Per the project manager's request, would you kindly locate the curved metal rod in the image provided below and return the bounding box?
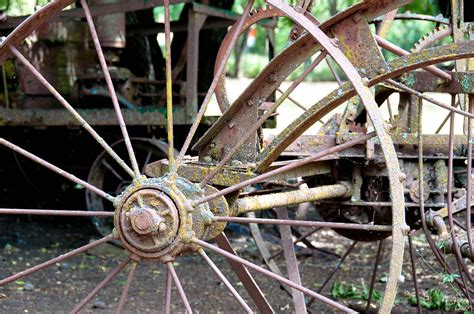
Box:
[198,249,253,313]
[0,234,113,286]
[193,238,356,313]
[0,138,115,202]
[80,0,140,177]
[71,256,131,313]
[166,262,192,313]
[174,0,255,171]
[8,45,135,178]
[0,208,114,217]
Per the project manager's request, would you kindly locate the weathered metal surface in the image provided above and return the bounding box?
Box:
[233,183,351,214]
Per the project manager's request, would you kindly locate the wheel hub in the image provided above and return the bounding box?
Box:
[114,176,229,261]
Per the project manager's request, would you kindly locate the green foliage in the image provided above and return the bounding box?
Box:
[408,288,470,312]
[330,281,382,302]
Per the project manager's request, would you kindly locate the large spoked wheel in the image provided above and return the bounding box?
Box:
[0,1,436,312]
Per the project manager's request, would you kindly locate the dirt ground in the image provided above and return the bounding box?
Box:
[1,215,471,313]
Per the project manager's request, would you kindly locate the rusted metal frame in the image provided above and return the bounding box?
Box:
[417,101,472,295]
[81,0,140,177]
[193,238,357,313]
[7,45,135,178]
[366,240,384,311]
[117,261,138,313]
[374,35,452,81]
[467,96,474,258]
[372,13,450,25]
[249,17,408,312]
[200,52,328,187]
[194,132,375,207]
[0,208,113,217]
[376,9,397,38]
[215,233,274,313]
[446,97,474,286]
[0,234,113,286]
[401,72,474,94]
[258,40,474,170]
[0,138,115,202]
[164,269,172,314]
[71,257,131,313]
[166,262,192,313]
[164,0,176,172]
[408,234,422,314]
[233,183,350,215]
[0,108,189,126]
[275,207,306,313]
[185,9,207,125]
[195,0,403,155]
[387,79,474,119]
[174,0,254,171]
[215,216,393,232]
[198,249,253,313]
[0,0,192,31]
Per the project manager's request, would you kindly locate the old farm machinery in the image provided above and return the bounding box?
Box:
[1,0,474,312]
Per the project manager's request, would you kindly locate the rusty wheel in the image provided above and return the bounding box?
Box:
[5,0,473,312]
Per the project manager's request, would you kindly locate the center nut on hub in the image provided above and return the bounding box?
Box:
[114,176,230,261]
[119,189,179,256]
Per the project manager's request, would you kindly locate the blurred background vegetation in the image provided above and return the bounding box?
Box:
[2,0,448,81]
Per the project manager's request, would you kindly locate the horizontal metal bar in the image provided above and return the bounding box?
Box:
[0,208,114,217]
[216,216,394,232]
[233,183,351,214]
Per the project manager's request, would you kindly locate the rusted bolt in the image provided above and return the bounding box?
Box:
[209,142,216,149]
[352,13,362,23]
[399,172,407,182]
[269,73,278,82]
[361,77,370,86]
[330,38,339,48]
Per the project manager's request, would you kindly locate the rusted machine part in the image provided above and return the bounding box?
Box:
[411,25,452,52]
[214,5,285,112]
[232,182,351,215]
[438,233,474,262]
[90,0,125,49]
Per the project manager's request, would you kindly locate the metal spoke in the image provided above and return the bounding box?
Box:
[198,249,253,313]
[200,52,327,187]
[375,35,451,81]
[142,149,153,174]
[117,261,139,312]
[71,257,131,313]
[193,238,357,313]
[8,45,135,178]
[466,96,473,257]
[194,131,376,206]
[102,159,124,181]
[163,0,175,172]
[0,138,115,202]
[175,0,255,171]
[0,208,113,217]
[164,268,173,314]
[166,262,192,313]
[80,0,140,177]
[215,216,392,232]
[387,79,474,119]
[325,56,342,86]
[276,207,306,313]
[215,233,273,312]
[408,234,422,314]
[0,234,113,286]
[366,240,385,311]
